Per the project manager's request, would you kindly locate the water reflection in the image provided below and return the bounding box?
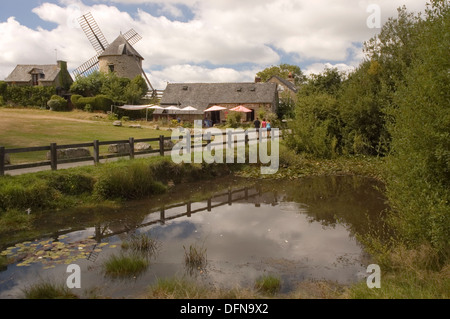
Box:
[0,175,388,298]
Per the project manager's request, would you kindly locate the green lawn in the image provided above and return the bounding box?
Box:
[0,108,168,163]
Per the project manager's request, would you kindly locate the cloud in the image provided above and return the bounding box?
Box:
[148,64,260,89]
[0,0,429,87]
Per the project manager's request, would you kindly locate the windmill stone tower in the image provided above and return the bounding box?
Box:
[73,13,155,96]
[98,34,144,80]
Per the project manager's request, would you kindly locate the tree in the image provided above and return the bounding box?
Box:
[124,75,148,105]
[70,71,106,97]
[256,64,305,86]
[384,0,450,252]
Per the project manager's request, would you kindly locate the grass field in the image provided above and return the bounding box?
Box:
[0,108,169,163]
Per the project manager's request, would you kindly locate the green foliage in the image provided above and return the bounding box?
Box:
[226,111,242,128]
[383,0,450,253]
[47,95,69,112]
[70,94,83,108]
[257,63,306,86]
[94,161,167,200]
[70,71,105,97]
[22,281,79,299]
[124,75,148,105]
[287,93,341,158]
[0,81,7,96]
[0,177,59,212]
[103,253,149,278]
[3,86,56,107]
[75,95,113,112]
[300,67,343,96]
[254,275,281,295]
[44,172,95,195]
[70,72,147,105]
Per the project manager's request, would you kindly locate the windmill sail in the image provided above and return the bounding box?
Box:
[123,29,143,46]
[78,12,109,54]
[72,54,100,78]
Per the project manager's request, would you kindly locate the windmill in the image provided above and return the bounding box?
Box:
[73,12,156,96]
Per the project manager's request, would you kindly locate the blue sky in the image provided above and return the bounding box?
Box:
[0,0,427,89]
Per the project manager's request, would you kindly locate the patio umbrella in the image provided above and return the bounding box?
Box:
[147,105,164,121]
[204,105,226,112]
[230,105,252,113]
[181,106,198,112]
[181,106,198,120]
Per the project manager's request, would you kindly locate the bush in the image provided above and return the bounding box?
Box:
[94,161,167,200]
[4,86,55,107]
[0,177,59,211]
[76,95,113,113]
[44,172,95,195]
[70,94,83,109]
[47,95,68,112]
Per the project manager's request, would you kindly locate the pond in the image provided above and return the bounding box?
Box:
[0,175,387,298]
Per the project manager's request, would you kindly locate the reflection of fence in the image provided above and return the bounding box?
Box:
[92,186,263,242]
[0,129,278,176]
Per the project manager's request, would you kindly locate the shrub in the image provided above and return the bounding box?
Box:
[76,95,113,113]
[47,95,68,112]
[94,161,167,200]
[70,94,83,109]
[0,177,59,211]
[44,172,95,195]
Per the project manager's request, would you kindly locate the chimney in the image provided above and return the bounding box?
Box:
[57,60,67,70]
[255,76,262,83]
[288,72,295,84]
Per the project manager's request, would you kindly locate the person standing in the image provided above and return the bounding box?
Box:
[261,118,267,129]
[254,117,261,129]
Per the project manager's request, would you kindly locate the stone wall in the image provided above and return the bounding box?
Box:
[99,55,143,80]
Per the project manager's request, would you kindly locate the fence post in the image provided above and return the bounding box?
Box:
[129,137,135,160]
[159,135,165,156]
[0,147,5,176]
[50,143,57,171]
[93,140,100,165]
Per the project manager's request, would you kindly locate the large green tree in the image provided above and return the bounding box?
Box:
[384,0,450,253]
[256,63,305,86]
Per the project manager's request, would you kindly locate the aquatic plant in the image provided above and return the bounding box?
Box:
[103,253,149,279]
[22,281,79,299]
[254,275,281,295]
[183,242,207,273]
[121,233,160,258]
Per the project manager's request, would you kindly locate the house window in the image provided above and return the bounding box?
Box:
[108,64,115,73]
[32,74,39,86]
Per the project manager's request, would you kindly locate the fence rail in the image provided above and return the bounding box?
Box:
[0,129,277,176]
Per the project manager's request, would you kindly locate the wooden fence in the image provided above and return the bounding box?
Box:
[0,129,277,176]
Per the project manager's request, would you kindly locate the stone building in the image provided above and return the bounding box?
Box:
[98,34,144,80]
[4,60,73,91]
[159,82,279,124]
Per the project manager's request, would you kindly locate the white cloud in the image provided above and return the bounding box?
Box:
[0,0,429,87]
[149,64,260,89]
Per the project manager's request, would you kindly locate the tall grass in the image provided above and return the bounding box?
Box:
[254,275,281,296]
[103,253,149,279]
[94,161,167,200]
[121,233,160,258]
[183,242,207,273]
[22,281,79,299]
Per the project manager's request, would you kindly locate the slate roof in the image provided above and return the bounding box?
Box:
[160,82,278,111]
[268,75,298,93]
[5,64,61,83]
[98,34,144,60]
